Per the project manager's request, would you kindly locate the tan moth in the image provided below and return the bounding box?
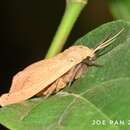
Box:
[0,29,124,106]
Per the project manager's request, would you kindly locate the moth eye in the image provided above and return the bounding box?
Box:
[87,56,91,59]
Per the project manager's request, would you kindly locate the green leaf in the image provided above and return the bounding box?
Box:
[0,20,130,130]
[108,0,130,21]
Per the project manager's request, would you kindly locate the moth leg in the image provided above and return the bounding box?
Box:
[55,64,85,92]
[64,64,81,87]
[42,82,57,97]
[55,78,67,92]
[64,63,87,88]
[43,77,67,97]
[82,58,103,67]
[74,63,87,79]
[36,81,57,97]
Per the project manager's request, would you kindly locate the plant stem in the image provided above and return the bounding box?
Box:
[45,0,88,58]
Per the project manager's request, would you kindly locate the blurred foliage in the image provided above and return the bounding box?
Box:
[108,0,130,21]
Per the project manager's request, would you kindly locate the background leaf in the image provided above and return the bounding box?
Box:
[0,20,130,130]
[108,0,130,21]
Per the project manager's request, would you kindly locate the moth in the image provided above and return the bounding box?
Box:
[0,29,124,106]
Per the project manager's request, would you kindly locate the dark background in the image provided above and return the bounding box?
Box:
[0,0,112,129]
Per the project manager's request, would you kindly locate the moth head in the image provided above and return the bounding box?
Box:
[87,51,96,61]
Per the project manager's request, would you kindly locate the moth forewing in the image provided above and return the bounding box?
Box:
[0,46,93,106]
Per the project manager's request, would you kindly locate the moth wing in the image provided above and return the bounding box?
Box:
[0,45,92,106]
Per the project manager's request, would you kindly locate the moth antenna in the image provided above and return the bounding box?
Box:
[92,28,124,54]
